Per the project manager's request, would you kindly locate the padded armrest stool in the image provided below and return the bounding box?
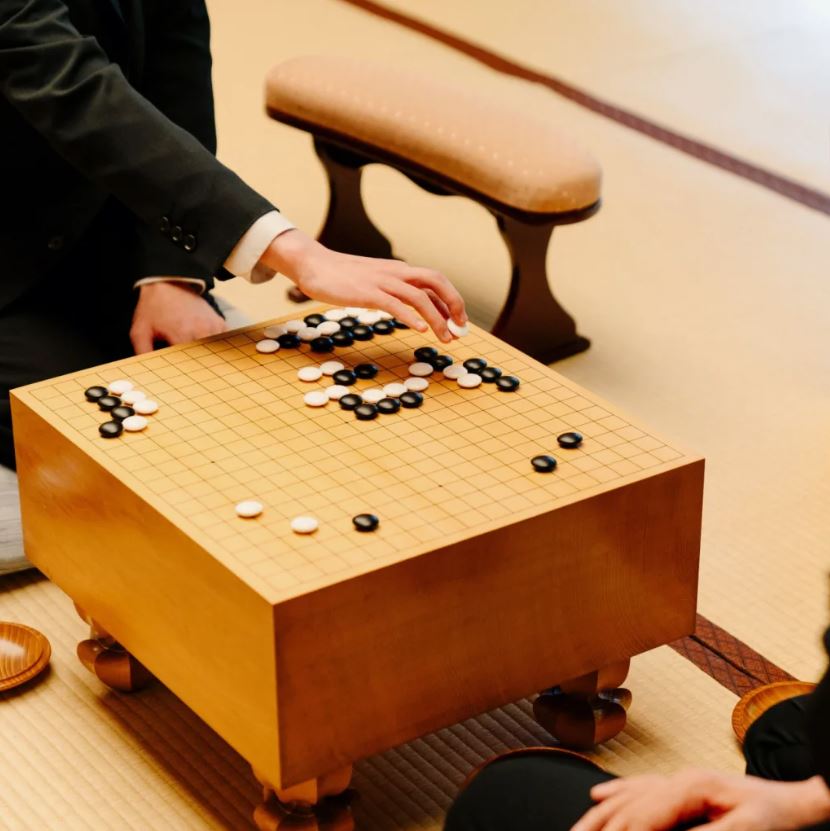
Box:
[265,55,602,363]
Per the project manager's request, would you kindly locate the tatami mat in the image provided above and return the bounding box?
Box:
[0,573,741,831]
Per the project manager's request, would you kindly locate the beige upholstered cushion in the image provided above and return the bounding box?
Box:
[265,55,601,215]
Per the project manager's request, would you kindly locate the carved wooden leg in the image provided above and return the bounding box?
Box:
[491,213,590,363]
[287,139,394,303]
[533,659,631,749]
[74,603,153,693]
[253,766,354,831]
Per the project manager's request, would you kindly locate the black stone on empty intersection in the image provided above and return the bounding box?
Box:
[354,363,378,379]
[333,369,357,386]
[399,391,423,409]
[415,346,438,362]
[430,355,453,370]
[331,331,354,348]
[480,367,502,383]
[99,420,123,438]
[303,313,326,327]
[97,395,120,411]
[557,431,583,449]
[355,403,378,421]
[84,385,108,402]
[351,325,374,341]
[377,397,400,415]
[531,455,557,473]
[339,394,363,411]
[111,406,135,422]
[353,513,379,532]
[372,320,395,335]
[463,358,487,374]
[310,336,334,353]
[496,375,520,392]
[277,333,300,349]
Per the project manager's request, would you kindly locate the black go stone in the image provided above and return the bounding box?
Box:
[333,369,357,386]
[339,394,363,411]
[496,375,520,392]
[429,354,453,370]
[463,358,488,374]
[303,313,326,327]
[355,403,378,421]
[415,346,438,362]
[392,319,409,329]
[557,431,584,449]
[377,397,401,415]
[372,320,395,335]
[399,391,424,409]
[111,406,135,422]
[353,513,379,532]
[331,331,354,348]
[99,420,123,438]
[277,333,300,349]
[480,367,503,383]
[84,385,108,402]
[339,316,359,330]
[351,325,374,341]
[531,454,557,473]
[310,336,334,353]
[98,395,120,411]
[354,363,378,380]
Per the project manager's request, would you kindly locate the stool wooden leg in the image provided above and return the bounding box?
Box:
[533,659,631,749]
[253,767,354,831]
[287,139,394,304]
[492,213,590,363]
[74,603,153,693]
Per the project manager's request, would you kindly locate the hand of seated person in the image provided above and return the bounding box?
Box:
[260,229,467,344]
[130,281,227,354]
[572,769,830,831]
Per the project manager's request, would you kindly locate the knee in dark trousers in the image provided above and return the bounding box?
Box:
[744,694,816,782]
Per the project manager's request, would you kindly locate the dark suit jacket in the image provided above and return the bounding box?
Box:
[0,0,275,310]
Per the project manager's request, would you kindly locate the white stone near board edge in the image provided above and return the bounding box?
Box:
[361,388,385,404]
[284,319,304,333]
[304,391,328,408]
[447,319,469,338]
[108,379,133,395]
[443,364,466,380]
[297,366,323,382]
[458,373,483,389]
[298,326,319,342]
[383,383,407,398]
[317,321,341,336]
[263,324,286,338]
[324,308,348,321]
[133,399,159,415]
[121,390,146,405]
[320,360,345,376]
[408,362,434,377]
[404,377,429,392]
[290,515,318,534]
[255,339,280,354]
[122,415,148,432]
[236,500,263,518]
[326,385,349,401]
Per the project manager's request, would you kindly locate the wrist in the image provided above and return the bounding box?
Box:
[795,777,830,827]
[260,228,321,284]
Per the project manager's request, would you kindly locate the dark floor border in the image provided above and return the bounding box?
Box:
[338,0,830,217]
[670,614,795,697]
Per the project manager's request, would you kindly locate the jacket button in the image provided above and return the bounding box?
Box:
[47,235,64,251]
[159,216,170,234]
[183,233,197,252]
[171,225,183,243]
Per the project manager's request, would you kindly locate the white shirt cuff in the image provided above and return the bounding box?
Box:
[133,276,206,293]
[223,210,296,283]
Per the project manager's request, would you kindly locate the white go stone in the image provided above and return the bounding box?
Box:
[324,308,349,321]
[326,384,349,400]
[458,373,483,389]
[133,399,159,415]
[408,362,434,377]
[290,515,318,534]
[108,379,133,395]
[255,339,280,354]
[377,310,394,321]
[383,382,408,398]
[345,307,364,316]
[297,366,323,382]
[317,320,341,336]
[121,415,148,432]
[304,391,328,408]
[447,319,469,338]
[320,360,345,376]
[298,326,319,342]
[121,390,146,405]
[358,310,382,325]
[404,377,429,392]
[263,324,286,338]
[236,500,263,519]
[443,364,466,380]
[284,319,304,333]
[361,388,385,404]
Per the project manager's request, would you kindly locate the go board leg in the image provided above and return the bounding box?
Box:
[74,603,153,693]
[253,766,354,831]
[533,659,631,749]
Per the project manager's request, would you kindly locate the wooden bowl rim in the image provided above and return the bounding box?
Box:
[731,680,817,743]
[0,622,52,692]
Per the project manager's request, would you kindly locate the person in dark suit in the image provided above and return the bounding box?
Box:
[0,0,467,473]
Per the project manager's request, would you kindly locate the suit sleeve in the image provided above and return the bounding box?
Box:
[809,627,830,786]
[0,0,275,280]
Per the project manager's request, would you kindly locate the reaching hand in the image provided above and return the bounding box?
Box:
[572,770,830,831]
[261,229,467,344]
[130,281,227,354]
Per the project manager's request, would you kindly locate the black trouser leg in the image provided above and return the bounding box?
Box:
[744,695,816,781]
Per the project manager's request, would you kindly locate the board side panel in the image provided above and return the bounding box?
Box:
[273,459,704,785]
[11,395,281,783]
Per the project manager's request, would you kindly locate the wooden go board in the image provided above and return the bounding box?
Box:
[11,311,704,790]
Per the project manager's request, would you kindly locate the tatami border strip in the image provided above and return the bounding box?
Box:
[339,0,830,217]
